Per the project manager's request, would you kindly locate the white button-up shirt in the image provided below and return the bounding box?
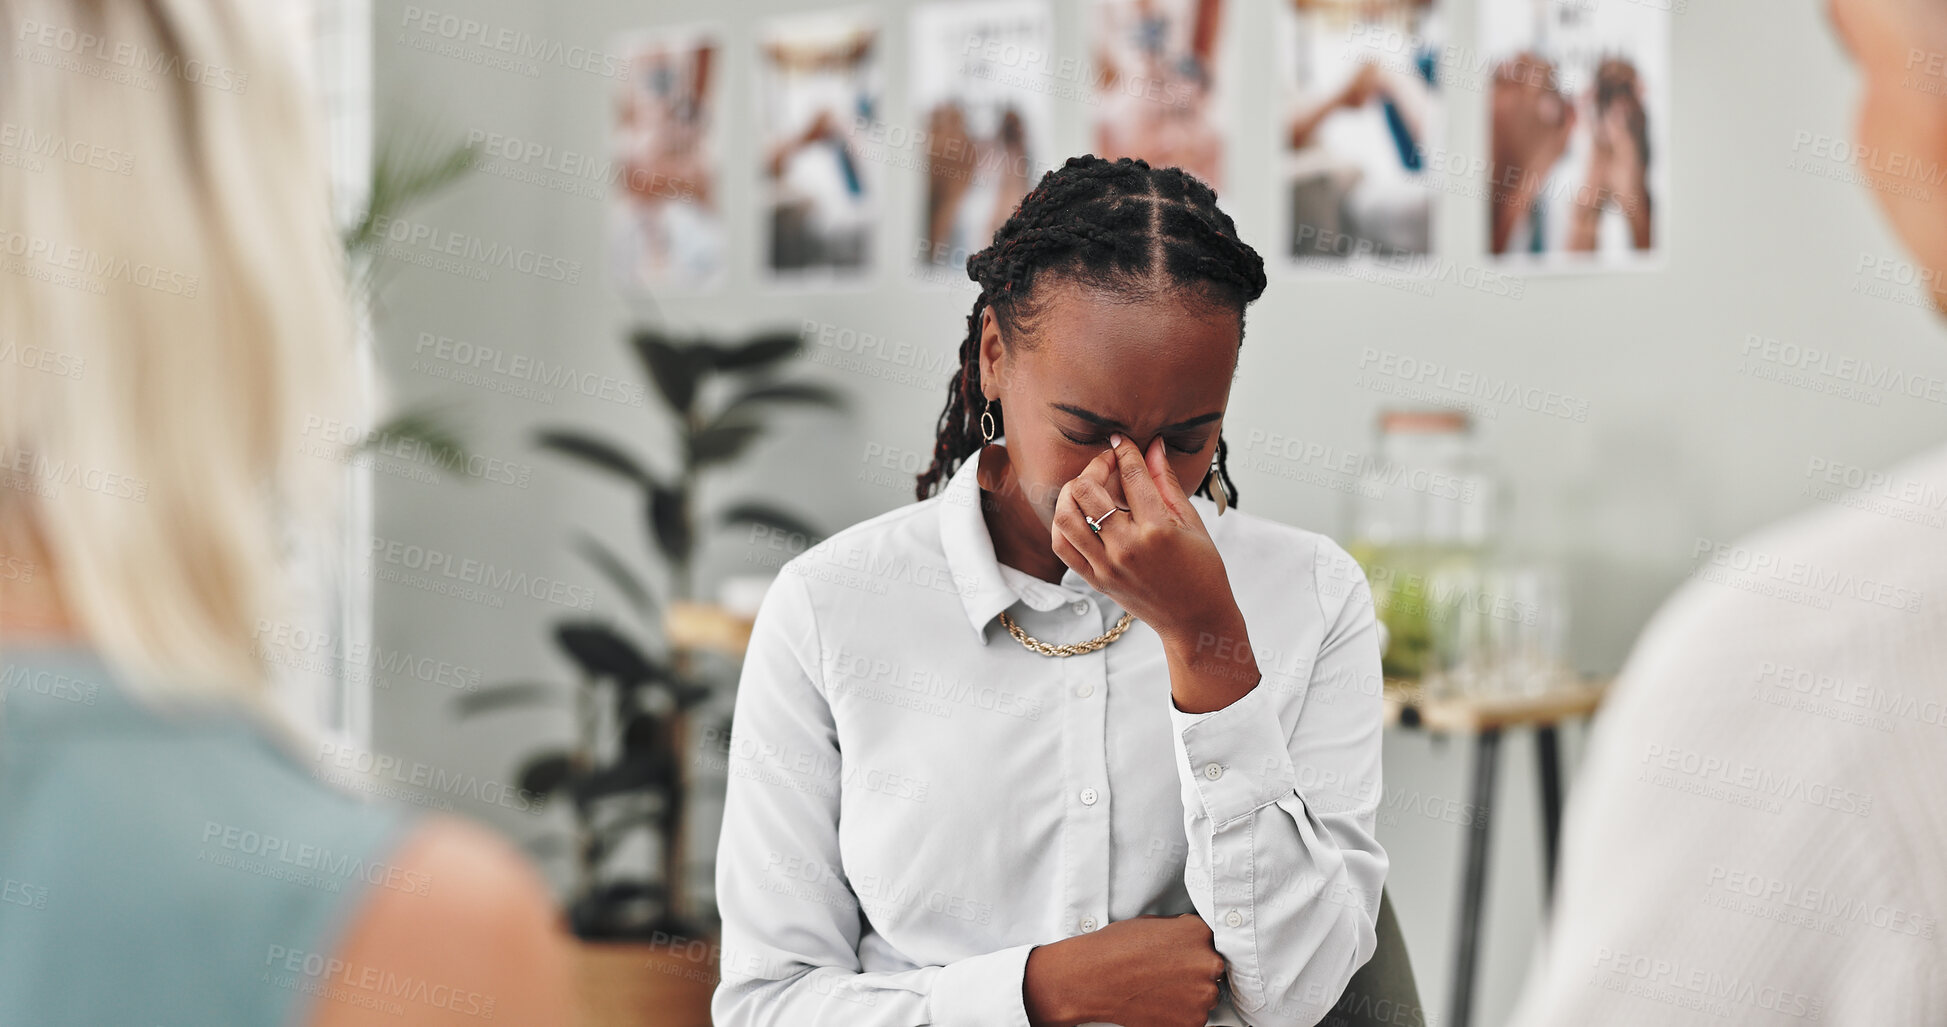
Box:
[712,445,1388,1027]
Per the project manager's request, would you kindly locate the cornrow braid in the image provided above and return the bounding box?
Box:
[914,154,1266,508]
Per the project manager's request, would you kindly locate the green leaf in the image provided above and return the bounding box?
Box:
[718,380,846,424]
[719,502,822,548]
[555,623,664,685]
[706,331,802,370]
[518,751,577,798]
[536,430,654,486]
[648,486,691,561]
[574,534,653,616]
[573,748,676,802]
[345,129,478,258]
[670,680,715,709]
[357,408,468,467]
[688,418,765,467]
[453,681,562,718]
[632,331,703,413]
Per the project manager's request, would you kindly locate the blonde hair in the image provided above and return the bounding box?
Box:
[0,0,356,699]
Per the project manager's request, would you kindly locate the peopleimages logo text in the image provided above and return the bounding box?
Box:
[366,214,582,284]
[1692,537,1924,612]
[1356,347,1588,421]
[369,536,595,611]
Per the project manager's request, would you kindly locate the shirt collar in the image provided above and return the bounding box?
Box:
[938,446,1100,645]
[937,446,1239,645]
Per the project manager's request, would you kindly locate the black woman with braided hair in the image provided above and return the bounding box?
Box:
[714,155,1387,1027]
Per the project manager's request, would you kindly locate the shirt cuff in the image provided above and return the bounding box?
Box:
[1171,683,1297,827]
[931,942,1037,1027]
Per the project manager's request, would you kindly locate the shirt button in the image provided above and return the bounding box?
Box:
[1076,682,1094,698]
[1079,787,1098,806]
[1080,917,1098,932]
[1204,762,1224,780]
[1225,909,1244,928]
[1071,601,1088,615]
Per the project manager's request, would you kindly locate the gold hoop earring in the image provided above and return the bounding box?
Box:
[980,399,997,443]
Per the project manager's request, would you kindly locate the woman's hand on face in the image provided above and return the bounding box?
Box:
[1051,433,1240,651]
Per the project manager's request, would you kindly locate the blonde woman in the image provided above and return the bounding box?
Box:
[0,1,572,1023]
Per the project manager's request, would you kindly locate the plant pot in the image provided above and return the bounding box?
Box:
[574,937,716,1027]
[664,601,755,657]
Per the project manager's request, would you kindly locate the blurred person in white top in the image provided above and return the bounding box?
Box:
[1511,1,1947,1023]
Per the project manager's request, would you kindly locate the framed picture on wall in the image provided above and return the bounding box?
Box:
[1088,0,1229,194]
[1480,0,1669,271]
[1276,0,1447,276]
[905,0,1056,290]
[610,24,725,294]
[756,6,885,287]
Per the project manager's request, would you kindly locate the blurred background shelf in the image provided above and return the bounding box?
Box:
[1384,677,1608,733]
[1384,675,1609,1027]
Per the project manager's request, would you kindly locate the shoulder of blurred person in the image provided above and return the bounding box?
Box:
[1510,442,1947,1026]
[0,646,573,1026]
[315,816,574,1027]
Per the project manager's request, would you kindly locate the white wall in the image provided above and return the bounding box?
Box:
[370,1,1944,1023]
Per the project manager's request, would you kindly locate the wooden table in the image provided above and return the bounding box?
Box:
[1383,678,1609,1027]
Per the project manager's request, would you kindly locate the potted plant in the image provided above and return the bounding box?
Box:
[458,328,842,1024]
[345,128,478,462]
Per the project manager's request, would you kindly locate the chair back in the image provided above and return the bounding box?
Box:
[1320,890,1423,1027]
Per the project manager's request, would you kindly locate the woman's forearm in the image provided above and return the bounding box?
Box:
[1163,608,1262,714]
[1024,942,1090,1027]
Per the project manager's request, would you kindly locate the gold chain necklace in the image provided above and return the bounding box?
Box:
[997,609,1137,657]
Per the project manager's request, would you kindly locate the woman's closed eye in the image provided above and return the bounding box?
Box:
[1058,428,1205,454]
